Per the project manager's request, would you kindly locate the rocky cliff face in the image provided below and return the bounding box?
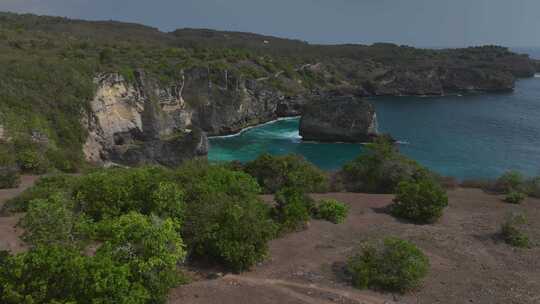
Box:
[299,96,378,143]
[82,49,539,164]
[83,69,306,165]
[84,70,203,166]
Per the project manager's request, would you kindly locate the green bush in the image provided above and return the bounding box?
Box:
[501,213,530,248]
[13,139,49,174]
[179,163,276,272]
[347,237,429,292]
[0,246,150,304]
[0,145,20,189]
[493,171,525,194]
[2,174,76,214]
[73,167,181,220]
[20,193,93,248]
[97,212,187,303]
[244,153,328,193]
[342,137,431,193]
[313,199,349,224]
[273,187,314,232]
[0,166,20,189]
[390,178,448,224]
[525,177,540,198]
[504,191,527,204]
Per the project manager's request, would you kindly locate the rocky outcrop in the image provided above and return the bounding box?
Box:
[83,68,304,166]
[109,129,208,167]
[82,48,538,163]
[356,66,518,97]
[84,70,202,166]
[299,96,378,143]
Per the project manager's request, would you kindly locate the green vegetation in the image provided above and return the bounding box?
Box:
[20,193,92,248]
[493,171,526,193]
[390,178,448,224]
[501,213,531,248]
[2,174,77,214]
[97,212,187,303]
[347,237,429,293]
[341,136,432,193]
[73,167,181,221]
[0,246,150,304]
[244,153,328,193]
[1,162,293,302]
[273,187,315,233]
[0,145,20,189]
[313,199,349,224]
[177,162,276,272]
[504,191,527,204]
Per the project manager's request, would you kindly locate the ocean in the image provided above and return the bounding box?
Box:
[209,50,540,180]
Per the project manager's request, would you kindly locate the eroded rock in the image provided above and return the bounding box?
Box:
[299,96,378,143]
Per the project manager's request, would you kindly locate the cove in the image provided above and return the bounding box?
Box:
[209,76,540,180]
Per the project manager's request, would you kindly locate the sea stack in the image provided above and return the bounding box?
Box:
[299,96,378,143]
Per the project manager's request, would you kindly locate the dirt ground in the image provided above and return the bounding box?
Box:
[1,178,539,303]
[170,190,540,304]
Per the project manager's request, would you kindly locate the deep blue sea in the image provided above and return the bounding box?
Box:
[209,50,540,180]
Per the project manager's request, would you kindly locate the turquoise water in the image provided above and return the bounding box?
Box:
[209,76,540,179]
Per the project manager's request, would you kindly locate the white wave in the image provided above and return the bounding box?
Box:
[396,140,410,145]
[535,74,540,78]
[208,116,300,139]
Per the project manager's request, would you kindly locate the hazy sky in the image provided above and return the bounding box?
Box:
[1,0,539,47]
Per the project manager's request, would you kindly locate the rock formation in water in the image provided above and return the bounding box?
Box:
[299,96,378,143]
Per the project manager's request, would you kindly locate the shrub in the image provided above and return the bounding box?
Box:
[504,191,526,204]
[73,167,181,220]
[2,174,76,214]
[273,187,314,232]
[525,177,540,198]
[244,153,328,193]
[13,138,49,174]
[390,178,448,224]
[493,171,525,194]
[342,137,431,193]
[0,166,20,189]
[501,213,530,248]
[347,237,429,292]
[0,246,150,304]
[97,212,187,303]
[180,163,276,272]
[20,193,93,247]
[313,199,349,224]
[0,145,20,189]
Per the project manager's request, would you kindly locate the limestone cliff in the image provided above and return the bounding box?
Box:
[83,68,305,165]
[299,96,378,143]
[84,70,201,166]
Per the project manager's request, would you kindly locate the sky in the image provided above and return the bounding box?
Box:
[1,0,539,47]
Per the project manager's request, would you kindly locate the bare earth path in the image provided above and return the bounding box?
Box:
[2,178,539,303]
[0,175,39,253]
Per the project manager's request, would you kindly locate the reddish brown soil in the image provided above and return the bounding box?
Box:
[0,175,39,253]
[2,178,539,303]
[170,190,540,304]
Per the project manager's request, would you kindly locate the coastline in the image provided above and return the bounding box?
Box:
[208,116,301,139]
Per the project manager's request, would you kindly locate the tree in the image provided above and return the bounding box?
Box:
[97,212,186,303]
